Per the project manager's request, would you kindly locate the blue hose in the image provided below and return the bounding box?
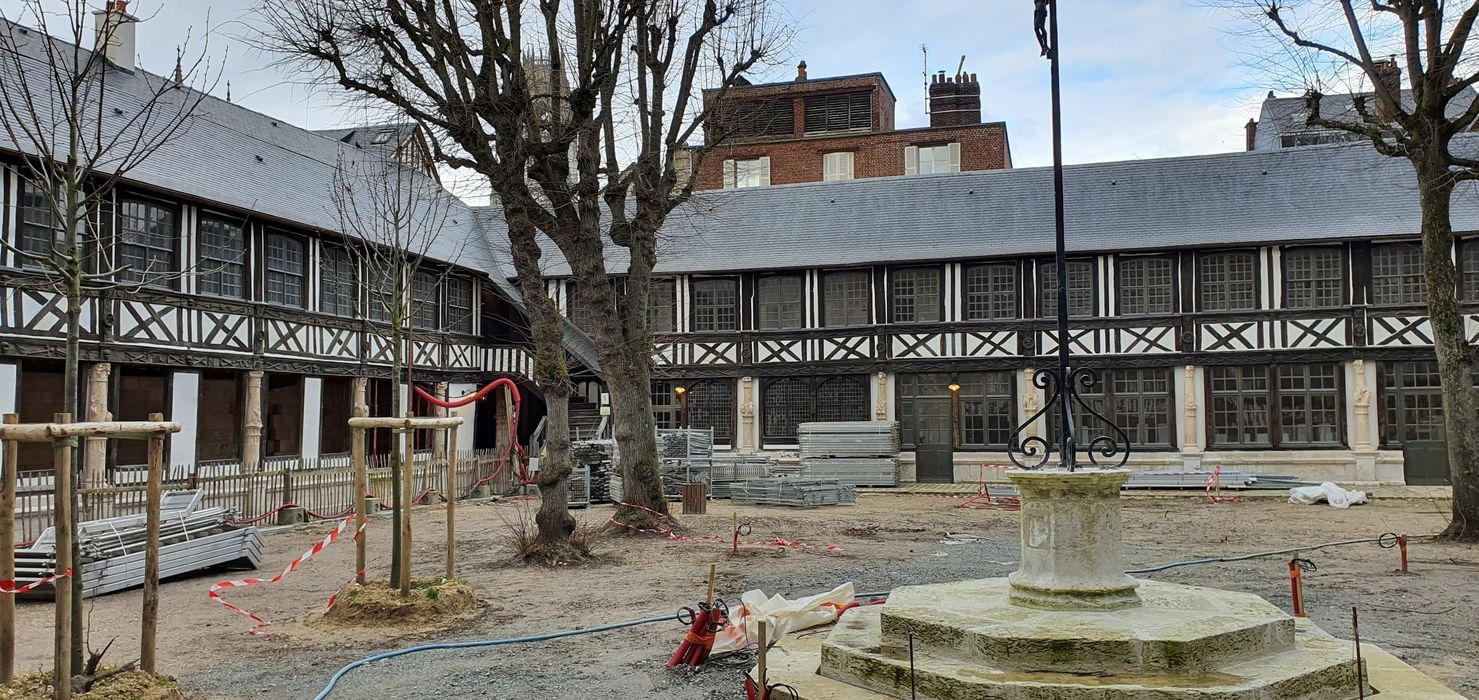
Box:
[314,589,897,699]
[313,614,672,700]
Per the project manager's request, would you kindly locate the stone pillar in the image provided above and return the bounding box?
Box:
[242,370,264,471]
[873,371,889,421]
[83,362,111,487]
[1020,369,1040,439]
[1351,359,1373,451]
[1180,366,1200,452]
[431,381,449,461]
[738,376,755,453]
[301,377,323,463]
[1006,469,1141,611]
[168,371,200,477]
[351,376,368,413]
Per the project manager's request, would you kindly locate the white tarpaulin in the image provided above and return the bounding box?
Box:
[712,582,855,654]
[1289,482,1368,508]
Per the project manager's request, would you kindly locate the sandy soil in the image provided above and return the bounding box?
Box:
[8,492,1476,699]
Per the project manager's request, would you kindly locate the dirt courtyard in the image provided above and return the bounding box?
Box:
[8,492,1476,699]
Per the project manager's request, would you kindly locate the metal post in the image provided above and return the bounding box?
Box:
[446,425,458,580]
[352,405,368,585]
[52,412,73,700]
[1045,0,1077,471]
[1,414,17,684]
[141,413,164,673]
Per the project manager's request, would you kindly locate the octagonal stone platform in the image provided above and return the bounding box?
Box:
[816,581,1365,699]
[880,578,1294,675]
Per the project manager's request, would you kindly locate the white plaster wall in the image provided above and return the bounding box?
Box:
[0,362,16,418]
[448,382,479,449]
[169,371,200,468]
[301,377,323,461]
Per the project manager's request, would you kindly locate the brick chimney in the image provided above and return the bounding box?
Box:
[1372,57,1401,121]
[1245,118,1258,151]
[930,71,981,127]
[795,60,807,82]
[92,0,137,70]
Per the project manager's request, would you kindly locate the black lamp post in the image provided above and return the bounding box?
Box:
[1008,0,1130,472]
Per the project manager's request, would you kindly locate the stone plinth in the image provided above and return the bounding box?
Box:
[1007,468,1140,610]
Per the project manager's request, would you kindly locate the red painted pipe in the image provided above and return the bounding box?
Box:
[1288,557,1306,618]
[1398,534,1409,573]
[414,378,531,485]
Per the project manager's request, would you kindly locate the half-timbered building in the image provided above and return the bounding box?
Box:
[538,138,1479,486]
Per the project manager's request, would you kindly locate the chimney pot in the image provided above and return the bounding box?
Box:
[93,1,138,70]
[1244,118,1258,151]
[796,60,807,82]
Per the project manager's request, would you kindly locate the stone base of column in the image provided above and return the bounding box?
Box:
[1006,468,1141,611]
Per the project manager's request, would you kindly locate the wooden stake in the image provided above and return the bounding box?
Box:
[1,414,17,684]
[1353,607,1365,700]
[351,406,368,586]
[756,620,769,700]
[400,424,414,597]
[732,511,739,554]
[53,412,73,700]
[141,414,164,674]
[705,563,717,606]
[446,425,458,580]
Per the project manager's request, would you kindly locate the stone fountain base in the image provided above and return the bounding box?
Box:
[748,469,1461,699]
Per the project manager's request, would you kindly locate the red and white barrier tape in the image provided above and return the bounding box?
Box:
[609,502,844,553]
[0,567,71,595]
[208,515,364,635]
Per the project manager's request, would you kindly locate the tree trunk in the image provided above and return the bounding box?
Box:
[1417,165,1479,540]
[606,354,665,518]
[388,346,404,588]
[64,280,84,672]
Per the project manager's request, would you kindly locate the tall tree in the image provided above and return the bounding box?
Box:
[0,0,214,671]
[329,153,461,589]
[255,0,785,544]
[1231,0,1479,539]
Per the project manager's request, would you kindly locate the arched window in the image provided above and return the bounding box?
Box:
[815,377,868,422]
[763,378,812,443]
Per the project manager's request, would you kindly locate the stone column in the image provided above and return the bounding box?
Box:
[1020,369,1040,439]
[351,376,368,413]
[1006,469,1141,611]
[738,376,755,453]
[0,362,16,417]
[874,372,889,421]
[1351,359,1373,451]
[431,381,449,461]
[242,370,264,471]
[83,362,111,487]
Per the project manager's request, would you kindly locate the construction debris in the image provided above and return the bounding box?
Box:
[1121,469,1306,490]
[730,478,856,508]
[12,490,262,599]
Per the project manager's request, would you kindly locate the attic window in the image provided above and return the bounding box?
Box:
[372,129,396,145]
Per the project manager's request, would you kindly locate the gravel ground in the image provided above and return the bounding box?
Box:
[10,492,1476,699]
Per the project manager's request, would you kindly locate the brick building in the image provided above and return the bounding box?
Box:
[694,63,1011,190]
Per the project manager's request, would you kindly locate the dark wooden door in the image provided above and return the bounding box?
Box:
[912,396,955,484]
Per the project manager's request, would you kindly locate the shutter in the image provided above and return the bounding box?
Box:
[722,159,735,189]
[947,142,961,172]
[904,146,919,175]
[758,156,771,186]
[842,152,854,179]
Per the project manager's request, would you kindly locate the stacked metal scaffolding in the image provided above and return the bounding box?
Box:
[1121,469,1308,490]
[11,490,262,599]
[797,421,901,487]
[729,478,857,507]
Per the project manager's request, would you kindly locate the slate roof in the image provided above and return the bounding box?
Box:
[1253,88,1478,151]
[311,123,420,158]
[510,137,1479,277]
[0,20,492,273]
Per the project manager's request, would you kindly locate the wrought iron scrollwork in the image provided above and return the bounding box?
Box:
[1006,366,1132,471]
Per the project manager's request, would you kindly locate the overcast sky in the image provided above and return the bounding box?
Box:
[2,0,1275,168]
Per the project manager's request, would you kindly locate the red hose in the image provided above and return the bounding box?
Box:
[413,378,532,486]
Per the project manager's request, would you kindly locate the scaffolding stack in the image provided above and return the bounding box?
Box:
[796,421,901,487]
[706,456,778,499]
[568,465,592,508]
[11,490,262,599]
[729,478,857,508]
